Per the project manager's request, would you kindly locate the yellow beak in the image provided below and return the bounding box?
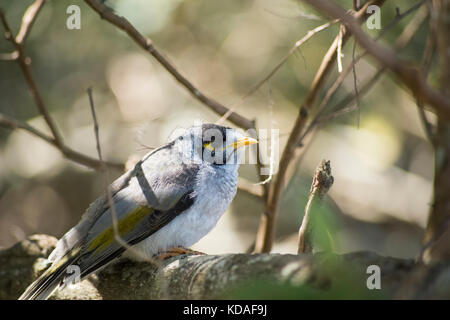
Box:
[230,136,258,150]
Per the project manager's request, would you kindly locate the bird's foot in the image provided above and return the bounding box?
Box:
[155,247,206,260]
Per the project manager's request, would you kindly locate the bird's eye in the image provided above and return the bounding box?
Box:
[179,136,183,140]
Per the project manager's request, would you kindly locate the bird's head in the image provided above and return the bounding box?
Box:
[171,123,258,166]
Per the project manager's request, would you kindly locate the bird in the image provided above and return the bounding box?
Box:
[19,123,257,300]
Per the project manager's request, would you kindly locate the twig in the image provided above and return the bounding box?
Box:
[15,0,45,44]
[216,19,338,125]
[0,5,123,171]
[0,112,123,170]
[238,178,264,198]
[416,14,437,146]
[83,0,253,130]
[0,5,63,146]
[351,39,360,127]
[297,159,333,254]
[301,0,450,121]
[255,85,276,186]
[83,0,273,198]
[87,88,157,264]
[240,20,338,202]
[336,24,344,73]
[0,113,55,145]
[0,51,18,61]
[300,2,428,142]
[253,0,385,253]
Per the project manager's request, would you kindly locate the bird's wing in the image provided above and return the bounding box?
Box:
[77,184,196,278]
[19,143,199,300]
[48,142,198,265]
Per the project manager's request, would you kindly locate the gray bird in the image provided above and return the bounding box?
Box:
[19,123,257,300]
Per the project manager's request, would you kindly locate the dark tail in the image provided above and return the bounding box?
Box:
[19,255,76,300]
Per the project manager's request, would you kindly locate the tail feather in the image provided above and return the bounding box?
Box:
[19,256,76,300]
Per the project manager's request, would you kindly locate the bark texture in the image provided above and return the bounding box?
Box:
[423,0,450,264]
[1,235,449,300]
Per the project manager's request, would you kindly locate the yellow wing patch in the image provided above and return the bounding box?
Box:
[87,206,153,253]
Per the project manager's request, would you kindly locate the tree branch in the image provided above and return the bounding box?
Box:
[301,0,450,121]
[301,2,428,141]
[217,19,339,124]
[297,160,333,254]
[0,4,124,171]
[5,234,447,300]
[15,0,46,45]
[423,0,450,264]
[254,0,385,253]
[87,88,156,262]
[0,5,63,146]
[83,0,253,130]
[0,112,123,170]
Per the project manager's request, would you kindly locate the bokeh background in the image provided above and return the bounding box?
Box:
[0,0,435,260]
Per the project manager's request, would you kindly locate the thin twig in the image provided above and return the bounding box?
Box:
[0,113,55,145]
[87,88,157,264]
[253,0,385,253]
[15,0,45,44]
[238,178,264,198]
[83,0,253,130]
[255,85,276,186]
[0,51,18,61]
[297,159,333,254]
[416,14,437,146]
[300,2,428,142]
[351,39,360,127]
[0,5,123,171]
[0,6,63,146]
[216,19,339,125]
[302,0,450,121]
[0,112,123,170]
[336,24,344,73]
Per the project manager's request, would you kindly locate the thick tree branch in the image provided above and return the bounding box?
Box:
[423,0,450,263]
[6,234,450,300]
